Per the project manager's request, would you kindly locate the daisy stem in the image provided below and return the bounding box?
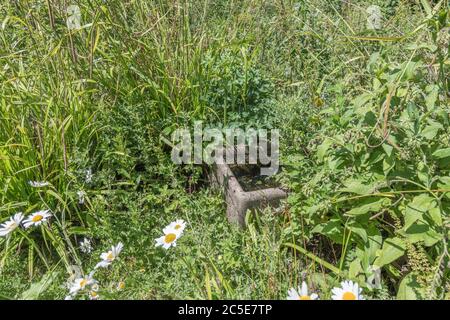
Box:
[17,229,50,270]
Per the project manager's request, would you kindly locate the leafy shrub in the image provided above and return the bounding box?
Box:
[202,47,273,116]
[282,9,449,298]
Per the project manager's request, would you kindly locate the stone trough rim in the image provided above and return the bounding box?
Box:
[210,145,288,227]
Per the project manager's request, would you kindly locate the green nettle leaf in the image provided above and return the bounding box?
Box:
[383,155,395,176]
[355,225,383,268]
[373,237,406,267]
[346,198,390,216]
[420,120,443,140]
[437,177,450,200]
[311,218,344,244]
[402,223,442,247]
[348,222,368,242]
[397,273,425,300]
[432,148,450,159]
[425,85,439,109]
[348,258,363,279]
[352,92,373,110]
[403,194,436,229]
[382,143,393,157]
[340,179,375,195]
[428,207,443,227]
[416,161,429,185]
[365,225,383,264]
[317,138,333,161]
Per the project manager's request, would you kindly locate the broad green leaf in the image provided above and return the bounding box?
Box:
[425,85,439,109]
[403,194,436,229]
[420,120,442,140]
[403,223,442,247]
[311,219,344,244]
[364,225,383,265]
[317,138,333,161]
[348,259,363,279]
[373,237,406,267]
[20,271,59,300]
[382,143,393,157]
[346,198,390,216]
[432,148,450,159]
[340,179,375,195]
[383,155,395,176]
[437,177,450,200]
[397,273,425,300]
[428,207,443,227]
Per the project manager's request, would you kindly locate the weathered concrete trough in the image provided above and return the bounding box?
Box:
[209,146,287,227]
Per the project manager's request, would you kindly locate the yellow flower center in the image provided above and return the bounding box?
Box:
[80,279,88,288]
[164,233,176,243]
[299,295,311,300]
[118,282,125,289]
[106,252,114,260]
[343,291,356,300]
[175,224,182,230]
[32,215,43,222]
[90,291,98,297]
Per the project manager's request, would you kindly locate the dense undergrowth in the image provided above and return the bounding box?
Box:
[0,0,449,299]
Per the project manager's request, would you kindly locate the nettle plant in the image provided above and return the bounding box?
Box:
[201,46,273,119]
[288,13,449,298]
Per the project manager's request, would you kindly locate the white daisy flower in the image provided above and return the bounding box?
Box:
[79,237,93,254]
[89,283,99,300]
[0,212,24,237]
[155,227,181,249]
[28,181,50,188]
[95,242,123,269]
[77,191,86,205]
[69,272,96,295]
[89,290,99,300]
[287,281,319,300]
[331,280,364,300]
[165,219,186,234]
[64,295,74,300]
[117,281,125,290]
[23,210,52,228]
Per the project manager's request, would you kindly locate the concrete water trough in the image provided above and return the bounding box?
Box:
[209,145,287,227]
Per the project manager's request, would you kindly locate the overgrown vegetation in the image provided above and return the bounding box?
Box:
[0,0,448,300]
